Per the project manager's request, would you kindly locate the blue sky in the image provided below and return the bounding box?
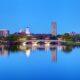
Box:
[0,0,80,34]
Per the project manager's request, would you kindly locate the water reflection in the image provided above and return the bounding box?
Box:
[0,44,79,61]
[25,48,31,58]
[62,46,73,53]
[52,47,57,62]
[0,45,9,56]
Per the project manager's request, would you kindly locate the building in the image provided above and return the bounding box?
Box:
[18,27,31,36]
[25,27,30,35]
[52,22,57,36]
[0,29,9,37]
[69,32,77,36]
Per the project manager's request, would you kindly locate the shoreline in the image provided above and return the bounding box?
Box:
[0,40,80,46]
[62,41,80,46]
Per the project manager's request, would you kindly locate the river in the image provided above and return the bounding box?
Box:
[0,44,80,80]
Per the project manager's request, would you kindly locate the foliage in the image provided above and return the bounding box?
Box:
[35,35,45,40]
[49,35,57,40]
[26,36,32,40]
[5,34,18,41]
[61,33,80,42]
[61,33,73,41]
[0,36,5,40]
[57,34,62,38]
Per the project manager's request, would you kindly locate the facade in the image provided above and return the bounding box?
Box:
[0,29,9,37]
[19,27,31,36]
[52,22,57,36]
[69,32,77,36]
[25,27,30,35]
[18,27,31,36]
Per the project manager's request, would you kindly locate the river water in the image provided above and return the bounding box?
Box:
[0,45,80,80]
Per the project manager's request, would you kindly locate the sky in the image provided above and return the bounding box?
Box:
[0,0,80,34]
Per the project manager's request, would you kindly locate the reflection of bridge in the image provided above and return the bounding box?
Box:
[19,44,58,62]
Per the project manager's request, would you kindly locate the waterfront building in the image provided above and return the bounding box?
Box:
[0,45,9,56]
[52,22,57,36]
[69,32,78,36]
[25,27,30,36]
[0,29,9,37]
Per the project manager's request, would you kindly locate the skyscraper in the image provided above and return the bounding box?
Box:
[52,22,57,36]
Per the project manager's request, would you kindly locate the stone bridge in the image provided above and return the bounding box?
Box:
[21,40,64,45]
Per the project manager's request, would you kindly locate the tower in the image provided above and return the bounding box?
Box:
[52,22,57,36]
[25,27,30,35]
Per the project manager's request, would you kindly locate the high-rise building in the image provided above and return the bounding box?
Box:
[52,22,57,36]
[0,29,9,37]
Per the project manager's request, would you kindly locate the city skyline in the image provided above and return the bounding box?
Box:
[0,24,79,35]
[0,0,80,34]
[0,21,57,36]
[0,0,80,80]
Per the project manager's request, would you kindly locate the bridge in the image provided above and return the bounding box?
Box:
[21,40,65,46]
[21,40,64,43]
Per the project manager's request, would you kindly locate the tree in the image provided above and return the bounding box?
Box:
[61,33,73,41]
[6,34,18,41]
[49,35,57,40]
[0,36,5,40]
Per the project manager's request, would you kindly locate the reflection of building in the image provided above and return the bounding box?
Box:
[0,29,9,37]
[19,44,31,58]
[0,45,9,56]
[52,48,57,62]
[19,44,27,50]
[25,49,31,58]
[52,22,57,36]
[57,46,63,51]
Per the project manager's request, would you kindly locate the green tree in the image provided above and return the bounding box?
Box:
[61,33,73,41]
[0,36,5,40]
[6,35,18,41]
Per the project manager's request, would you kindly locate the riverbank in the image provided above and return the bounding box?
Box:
[62,41,80,46]
[0,40,80,46]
